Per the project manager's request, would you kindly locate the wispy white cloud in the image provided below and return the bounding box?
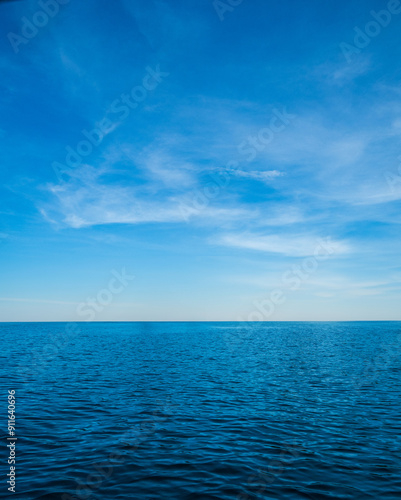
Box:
[306,275,401,298]
[253,205,307,227]
[121,146,197,190]
[41,154,255,228]
[313,57,371,86]
[230,169,284,183]
[216,232,351,257]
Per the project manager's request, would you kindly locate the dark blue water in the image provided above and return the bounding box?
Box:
[1,322,401,499]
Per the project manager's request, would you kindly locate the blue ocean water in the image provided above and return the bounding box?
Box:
[1,321,401,499]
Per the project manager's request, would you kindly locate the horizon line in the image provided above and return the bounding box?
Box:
[1,320,401,323]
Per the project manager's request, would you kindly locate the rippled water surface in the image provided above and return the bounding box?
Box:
[1,322,401,499]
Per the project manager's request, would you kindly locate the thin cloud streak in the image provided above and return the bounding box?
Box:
[216,233,351,257]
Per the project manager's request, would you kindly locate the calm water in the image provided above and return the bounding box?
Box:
[1,322,401,499]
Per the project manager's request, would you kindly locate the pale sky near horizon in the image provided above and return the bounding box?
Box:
[1,0,401,321]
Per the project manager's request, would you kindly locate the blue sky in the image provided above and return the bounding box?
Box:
[1,0,401,321]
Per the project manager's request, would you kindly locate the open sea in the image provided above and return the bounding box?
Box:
[1,321,401,499]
